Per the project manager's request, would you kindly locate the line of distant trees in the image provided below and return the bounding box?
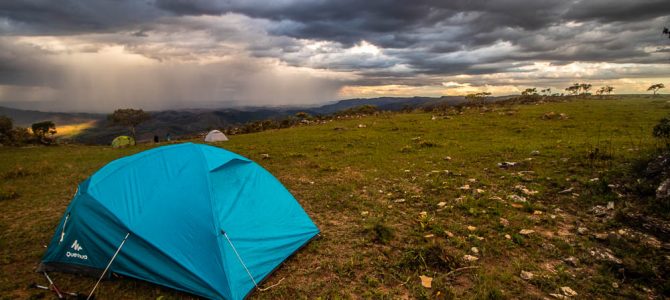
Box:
[465,82,665,103]
[0,117,57,146]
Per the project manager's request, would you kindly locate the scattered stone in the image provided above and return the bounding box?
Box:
[591,205,608,216]
[437,201,447,207]
[520,270,534,280]
[577,227,588,235]
[519,229,535,235]
[360,211,369,217]
[394,198,406,203]
[459,184,471,190]
[463,254,479,262]
[508,194,527,203]
[444,156,452,160]
[594,233,609,240]
[560,286,578,297]
[533,210,543,215]
[444,230,455,238]
[424,234,435,238]
[657,179,670,199]
[558,187,574,194]
[470,235,485,241]
[515,184,539,196]
[419,275,433,288]
[611,282,619,289]
[589,248,622,264]
[471,247,479,254]
[260,153,271,159]
[542,242,556,251]
[498,161,518,168]
[644,235,662,249]
[607,201,614,210]
[499,217,509,227]
[589,177,600,182]
[467,225,477,232]
[358,124,367,128]
[542,112,557,119]
[564,256,580,267]
[504,234,511,239]
[531,150,540,156]
[468,178,477,183]
[550,293,569,299]
[475,189,486,194]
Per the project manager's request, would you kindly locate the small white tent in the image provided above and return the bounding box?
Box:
[204,130,229,142]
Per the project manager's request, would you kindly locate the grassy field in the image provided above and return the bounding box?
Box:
[1,97,670,299]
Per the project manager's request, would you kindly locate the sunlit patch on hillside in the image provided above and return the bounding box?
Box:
[54,121,97,137]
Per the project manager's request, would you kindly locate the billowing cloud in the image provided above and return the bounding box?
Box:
[0,0,668,111]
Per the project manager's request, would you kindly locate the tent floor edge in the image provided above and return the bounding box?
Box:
[37,262,107,279]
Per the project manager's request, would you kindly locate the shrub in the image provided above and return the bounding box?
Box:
[653,117,670,147]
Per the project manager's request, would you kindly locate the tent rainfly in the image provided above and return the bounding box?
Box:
[111,136,135,148]
[38,143,320,299]
[205,130,229,142]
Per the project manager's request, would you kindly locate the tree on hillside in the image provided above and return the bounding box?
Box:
[521,88,538,96]
[648,83,665,96]
[465,92,491,105]
[596,85,614,97]
[565,83,581,96]
[0,116,12,144]
[664,27,669,39]
[295,112,311,120]
[31,121,57,145]
[108,108,151,139]
[579,83,592,96]
[465,92,491,102]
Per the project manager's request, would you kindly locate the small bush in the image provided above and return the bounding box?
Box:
[653,117,670,147]
[418,140,440,148]
[366,222,395,244]
[398,242,459,272]
[0,189,20,201]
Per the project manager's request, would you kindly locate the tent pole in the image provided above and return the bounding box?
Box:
[86,232,130,300]
[222,230,259,288]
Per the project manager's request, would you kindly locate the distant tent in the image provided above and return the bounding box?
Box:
[38,143,319,299]
[111,136,135,148]
[205,130,228,142]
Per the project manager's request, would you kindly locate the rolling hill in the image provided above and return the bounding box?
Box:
[1,96,669,299]
[1,96,470,144]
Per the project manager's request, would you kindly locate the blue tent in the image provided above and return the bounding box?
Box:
[38,143,319,299]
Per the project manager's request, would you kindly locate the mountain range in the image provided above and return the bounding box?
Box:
[0,96,472,144]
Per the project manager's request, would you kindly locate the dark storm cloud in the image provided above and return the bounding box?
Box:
[0,39,61,86]
[0,0,668,111]
[565,0,670,23]
[152,0,669,73]
[0,0,164,35]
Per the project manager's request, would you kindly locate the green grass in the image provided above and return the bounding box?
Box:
[1,96,669,299]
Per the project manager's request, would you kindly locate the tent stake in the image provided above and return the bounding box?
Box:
[87,232,130,300]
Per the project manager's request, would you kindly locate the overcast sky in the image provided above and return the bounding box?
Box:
[0,0,669,112]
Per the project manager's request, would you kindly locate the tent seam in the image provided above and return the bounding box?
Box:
[195,143,235,298]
